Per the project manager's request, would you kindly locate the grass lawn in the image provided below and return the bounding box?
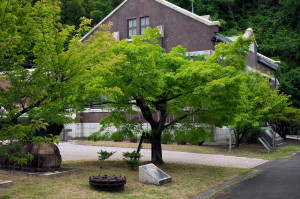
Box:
[0,160,250,199]
[76,139,300,160]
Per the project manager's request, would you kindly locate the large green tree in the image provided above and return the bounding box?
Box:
[0,0,117,165]
[230,72,289,147]
[84,28,255,164]
[269,107,300,140]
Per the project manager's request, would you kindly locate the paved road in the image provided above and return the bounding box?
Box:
[214,152,300,199]
[58,142,268,169]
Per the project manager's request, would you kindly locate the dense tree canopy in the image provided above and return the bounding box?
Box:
[166,0,300,107]
[269,107,300,140]
[82,28,279,164]
[230,73,289,147]
[0,0,116,165]
[61,0,299,107]
[0,0,292,166]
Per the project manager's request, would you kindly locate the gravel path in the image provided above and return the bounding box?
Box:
[58,142,268,168]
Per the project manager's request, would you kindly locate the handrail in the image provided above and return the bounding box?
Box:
[258,137,272,154]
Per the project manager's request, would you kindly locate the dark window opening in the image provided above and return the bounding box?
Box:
[128,18,137,38]
[140,17,150,35]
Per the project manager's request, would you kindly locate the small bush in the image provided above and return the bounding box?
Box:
[174,130,188,145]
[186,127,205,145]
[98,150,116,161]
[122,150,142,170]
[88,131,109,141]
[120,128,139,143]
[129,134,138,143]
[161,130,174,144]
[98,150,116,169]
[110,131,125,142]
[186,127,214,145]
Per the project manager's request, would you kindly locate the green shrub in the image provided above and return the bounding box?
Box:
[98,150,116,161]
[110,131,125,142]
[174,130,188,145]
[161,130,174,144]
[87,131,110,141]
[122,150,142,170]
[129,134,138,143]
[186,127,214,145]
[119,128,139,142]
[98,150,116,169]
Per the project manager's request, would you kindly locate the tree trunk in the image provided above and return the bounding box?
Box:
[151,129,164,165]
[235,134,242,148]
[234,130,246,148]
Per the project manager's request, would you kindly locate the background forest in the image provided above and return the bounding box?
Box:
[60,0,300,107]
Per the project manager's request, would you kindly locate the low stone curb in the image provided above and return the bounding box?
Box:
[191,169,261,199]
[0,180,13,187]
[0,168,82,178]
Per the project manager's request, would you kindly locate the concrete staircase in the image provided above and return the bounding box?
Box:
[259,126,286,147]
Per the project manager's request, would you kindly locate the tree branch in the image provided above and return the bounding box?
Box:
[135,98,157,127]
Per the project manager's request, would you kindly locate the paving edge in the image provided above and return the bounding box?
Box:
[191,169,261,199]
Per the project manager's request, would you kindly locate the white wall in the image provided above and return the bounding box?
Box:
[62,122,231,142]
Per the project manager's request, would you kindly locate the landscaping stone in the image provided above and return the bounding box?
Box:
[139,163,171,186]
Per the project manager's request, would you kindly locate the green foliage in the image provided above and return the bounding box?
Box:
[60,0,123,27]
[0,0,33,62]
[3,152,33,168]
[57,0,300,108]
[269,107,300,139]
[278,65,300,107]
[0,0,87,126]
[0,0,114,167]
[98,150,115,161]
[31,134,60,146]
[87,131,110,141]
[0,195,10,199]
[244,127,265,144]
[229,72,289,147]
[161,129,174,144]
[280,0,300,33]
[110,131,125,142]
[186,127,213,145]
[83,27,256,163]
[60,0,86,26]
[97,112,142,142]
[174,130,188,145]
[0,118,57,167]
[173,124,213,145]
[97,150,115,169]
[122,150,142,170]
[165,0,300,107]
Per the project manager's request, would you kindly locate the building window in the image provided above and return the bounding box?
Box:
[128,18,137,38]
[140,17,149,35]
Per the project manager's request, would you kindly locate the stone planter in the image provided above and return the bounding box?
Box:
[0,142,61,172]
